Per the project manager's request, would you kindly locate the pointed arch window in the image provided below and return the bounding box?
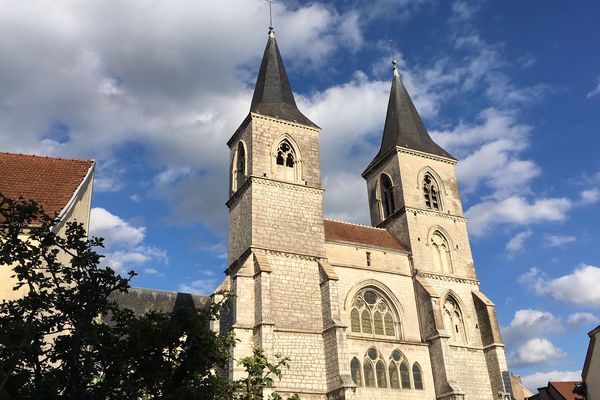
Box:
[231,141,247,192]
[273,138,300,182]
[431,231,452,273]
[443,296,467,344]
[380,174,395,219]
[423,173,440,210]
[350,357,362,386]
[389,350,412,390]
[364,348,387,388]
[350,289,397,338]
[412,363,424,390]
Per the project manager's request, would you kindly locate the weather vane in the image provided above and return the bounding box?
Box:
[265,0,275,28]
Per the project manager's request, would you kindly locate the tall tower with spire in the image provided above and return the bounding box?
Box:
[362,60,512,399]
[223,27,356,399]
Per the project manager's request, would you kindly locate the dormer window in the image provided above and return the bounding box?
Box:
[423,173,440,210]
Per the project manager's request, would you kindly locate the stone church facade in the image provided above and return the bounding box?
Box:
[215,26,513,400]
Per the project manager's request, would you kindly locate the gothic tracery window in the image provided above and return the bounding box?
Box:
[388,350,411,389]
[350,289,397,337]
[379,174,395,219]
[431,231,452,273]
[423,173,440,210]
[273,139,299,182]
[443,296,467,344]
[364,348,387,388]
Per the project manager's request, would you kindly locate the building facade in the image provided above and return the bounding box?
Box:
[216,27,513,400]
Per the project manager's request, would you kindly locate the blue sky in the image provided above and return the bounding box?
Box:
[2,0,599,391]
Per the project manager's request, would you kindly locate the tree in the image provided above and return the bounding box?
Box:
[0,195,301,400]
[0,195,235,399]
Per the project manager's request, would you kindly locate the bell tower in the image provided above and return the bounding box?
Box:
[362,60,512,399]
[223,26,356,399]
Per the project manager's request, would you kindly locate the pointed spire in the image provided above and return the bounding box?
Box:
[250,27,318,128]
[365,59,455,172]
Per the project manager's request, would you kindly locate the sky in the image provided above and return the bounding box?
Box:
[2,0,599,392]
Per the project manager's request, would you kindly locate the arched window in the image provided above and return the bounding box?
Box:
[389,350,411,390]
[412,363,423,390]
[423,173,440,210]
[273,139,299,182]
[443,296,467,344]
[364,348,387,388]
[380,174,395,219]
[431,231,452,273]
[363,357,376,387]
[350,289,397,337]
[350,357,362,386]
[236,141,246,190]
[400,362,411,389]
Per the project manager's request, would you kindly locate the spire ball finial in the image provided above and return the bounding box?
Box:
[268,25,275,37]
[389,40,399,78]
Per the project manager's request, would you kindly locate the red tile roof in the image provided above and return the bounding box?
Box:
[324,219,406,252]
[549,381,583,400]
[0,152,93,218]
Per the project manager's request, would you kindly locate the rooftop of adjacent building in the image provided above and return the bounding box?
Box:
[0,151,94,219]
[528,381,584,400]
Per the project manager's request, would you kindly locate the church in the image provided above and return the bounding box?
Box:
[213,25,514,400]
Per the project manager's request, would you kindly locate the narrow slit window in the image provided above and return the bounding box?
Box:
[366,252,371,266]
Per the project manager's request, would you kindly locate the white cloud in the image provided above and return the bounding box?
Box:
[544,234,576,247]
[505,230,532,256]
[579,188,600,205]
[587,75,600,98]
[510,338,565,367]
[90,207,145,247]
[90,207,167,272]
[567,312,599,328]
[179,271,219,295]
[521,370,581,392]
[519,265,600,308]
[501,309,562,347]
[467,196,571,236]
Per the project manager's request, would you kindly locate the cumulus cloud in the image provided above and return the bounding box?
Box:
[567,312,599,328]
[544,234,576,247]
[466,196,571,236]
[521,370,581,392]
[519,265,600,308]
[90,207,167,273]
[510,338,565,367]
[501,309,562,348]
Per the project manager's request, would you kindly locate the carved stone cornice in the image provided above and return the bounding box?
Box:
[415,269,479,285]
[404,206,466,222]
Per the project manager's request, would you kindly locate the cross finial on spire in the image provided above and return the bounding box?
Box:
[265,0,275,36]
[389,40,399,78]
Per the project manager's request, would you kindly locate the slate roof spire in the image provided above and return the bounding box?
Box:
[250,26,318,128]
[366,58,455,172]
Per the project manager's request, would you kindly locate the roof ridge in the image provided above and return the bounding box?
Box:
[0,151,93,163]
[324,218,387,231]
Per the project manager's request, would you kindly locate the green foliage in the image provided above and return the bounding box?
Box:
[234,348,300,400]
[0,195,235,399]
